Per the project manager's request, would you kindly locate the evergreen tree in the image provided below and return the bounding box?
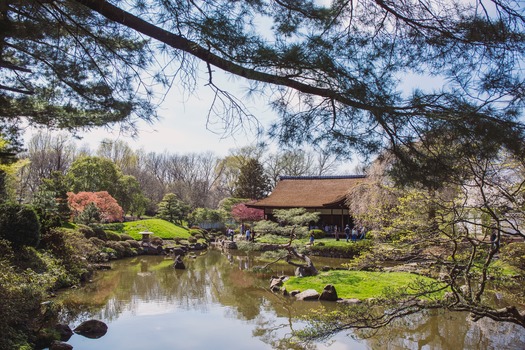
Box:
[75,202,101,225]
[157,193,190,225]
[1,1,157,141]
[234,159,270,200]
[37,171,71,223]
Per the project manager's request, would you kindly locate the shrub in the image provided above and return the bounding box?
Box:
[126,239,141,249]
[102,222,125,232]
[310,229,325,239]
[189,228,203,236]
[120,233,134,241]
[150,236,163,246]
[88,236,106,248]
[501,242,525,270]
[77,224,107,241]
[105,230,121,241]
[0,259,47,350]
[0,239,14,262]
[104,241,126,258]
[39,228,96,283]
[0,203,41,248]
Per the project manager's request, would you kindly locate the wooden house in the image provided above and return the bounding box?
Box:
[248,175,366,231]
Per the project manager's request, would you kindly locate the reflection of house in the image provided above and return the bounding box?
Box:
[248,175,366,230]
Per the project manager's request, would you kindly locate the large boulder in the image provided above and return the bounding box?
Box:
[319,284,338,301]
[55,323,73,341]
[269,276,287,292]
[295,266,317,277]
[73,319,108,339]
[295,289,320,301]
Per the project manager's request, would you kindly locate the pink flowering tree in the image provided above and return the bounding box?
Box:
[67,191,124,223]
[231,203,264,223]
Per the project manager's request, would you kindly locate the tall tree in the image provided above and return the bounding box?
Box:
[66,156,122,196]
[96,139,137,174]
[18,131,76,200]
[234,158,270,200]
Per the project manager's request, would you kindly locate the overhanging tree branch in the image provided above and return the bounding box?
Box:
[74,0,399,114]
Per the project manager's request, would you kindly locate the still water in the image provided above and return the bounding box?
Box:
[56,249,525,349]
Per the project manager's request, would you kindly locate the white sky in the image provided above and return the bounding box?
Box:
[25,69,278,157]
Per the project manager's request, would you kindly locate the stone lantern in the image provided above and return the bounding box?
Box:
[139,231,153,245]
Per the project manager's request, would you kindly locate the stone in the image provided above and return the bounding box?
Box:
[290,290,301,297]
[295,289,320,301]
[55,323,73,341]
[270,278,283,291]
[295,266,317,277]
[222,241,238,250]
[73,319,108,339]
[318,284,338,301]
[173,255,186,269]
[50,341,73,350]
[337,298,362,304]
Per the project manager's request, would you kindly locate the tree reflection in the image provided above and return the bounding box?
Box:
[56,250,525,349]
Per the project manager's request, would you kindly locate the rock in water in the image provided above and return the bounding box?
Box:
[50,341,73,350]
[73,319,108,339]
[173,255,186,269]
[295,289,320,301]
[319,284,338,301]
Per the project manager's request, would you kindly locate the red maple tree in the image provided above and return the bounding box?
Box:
[231,203,264,222]
[67,191,124,222]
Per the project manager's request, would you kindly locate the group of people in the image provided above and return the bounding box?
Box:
[226,225,255,242]
[343,224,366,242]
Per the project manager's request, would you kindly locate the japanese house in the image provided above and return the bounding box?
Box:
[249,175,366,231]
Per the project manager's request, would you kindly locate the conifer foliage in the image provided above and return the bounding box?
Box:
[234,159,271,200]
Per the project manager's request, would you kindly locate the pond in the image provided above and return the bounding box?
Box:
[53,249,525,349]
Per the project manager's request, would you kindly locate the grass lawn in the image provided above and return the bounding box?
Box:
[119,219,191,240]
[283,270,445,300]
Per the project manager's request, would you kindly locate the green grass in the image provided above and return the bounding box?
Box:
[118,219,191,240]
[284,270,444,300]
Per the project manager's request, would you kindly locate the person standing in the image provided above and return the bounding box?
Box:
[309,231,315,245]
[245,228,251,241]
[351,227,358,242]
[344,224,350,242]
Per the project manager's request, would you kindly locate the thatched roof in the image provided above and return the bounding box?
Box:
[250,175,366,209]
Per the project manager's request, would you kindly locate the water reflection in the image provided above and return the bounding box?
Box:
[56,249,525,350]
